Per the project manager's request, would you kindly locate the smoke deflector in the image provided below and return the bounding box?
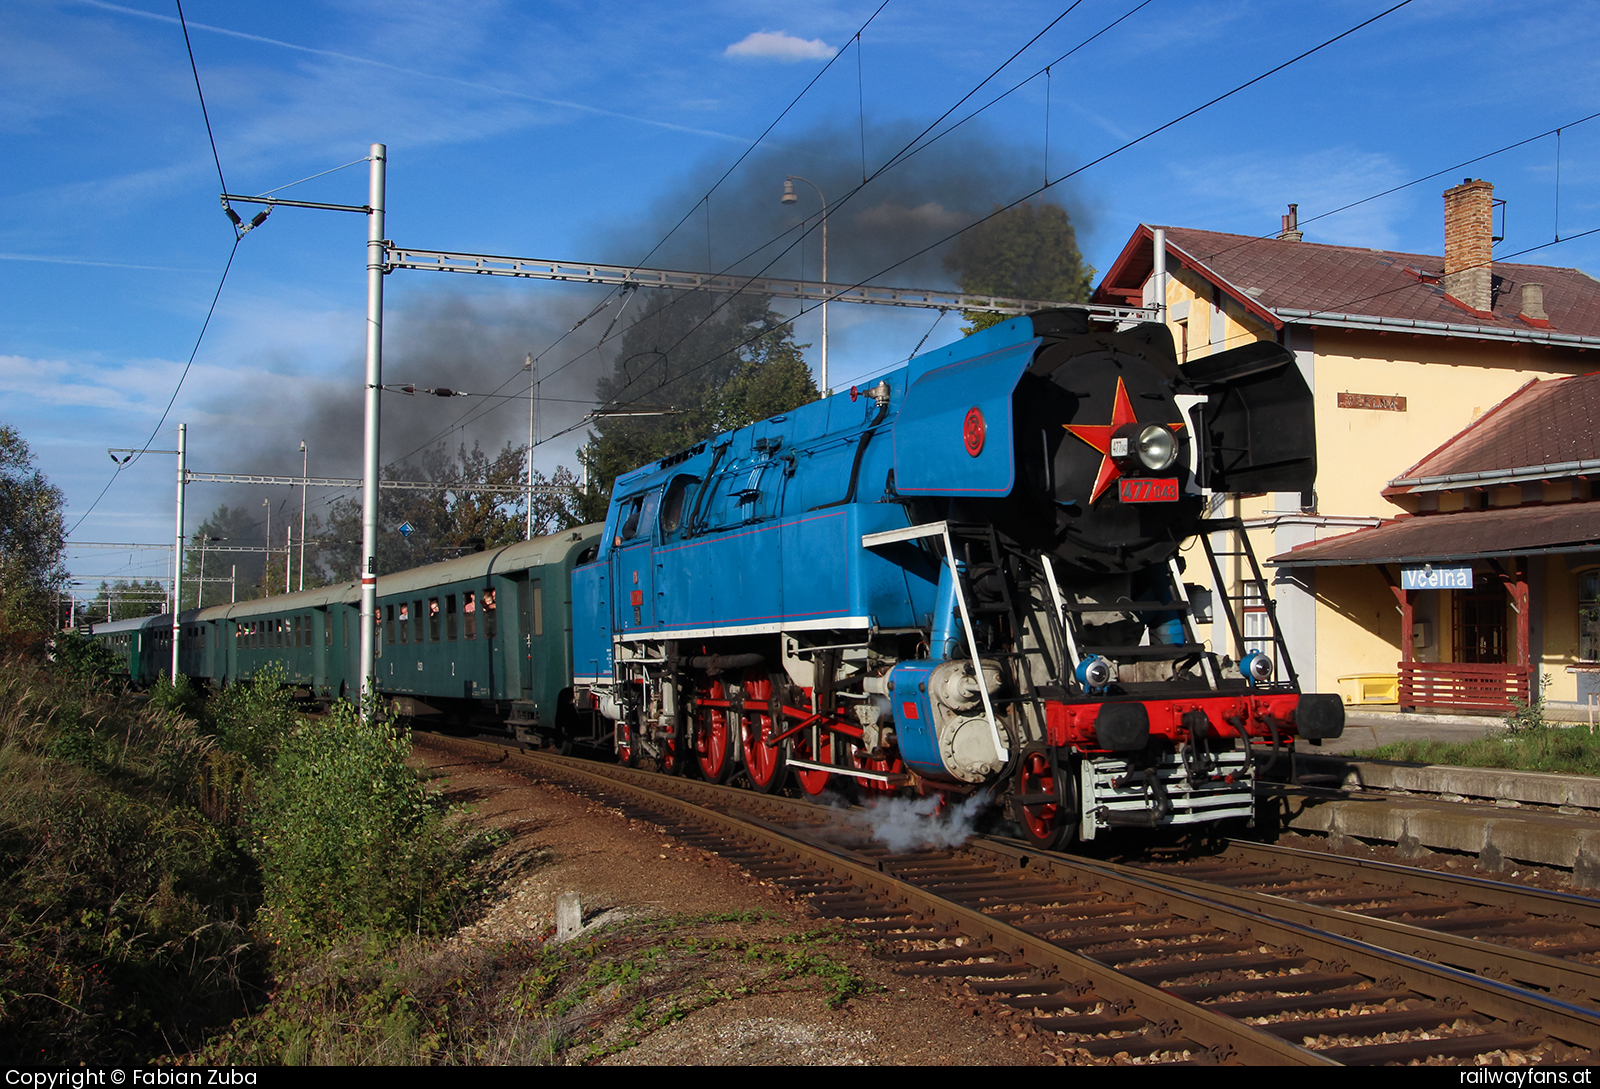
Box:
[1181,341,1316,494]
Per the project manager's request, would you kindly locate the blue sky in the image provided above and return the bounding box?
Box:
[5,0,1599,593]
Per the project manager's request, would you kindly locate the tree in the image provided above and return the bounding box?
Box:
[320,440,558,579]
[942,201,1095,333]
[585,290,817,505]
[79,579,168,623]
[183,503,271,606]
[0,425,67,650]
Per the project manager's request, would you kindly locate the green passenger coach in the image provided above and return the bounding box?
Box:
[87,525,601,747]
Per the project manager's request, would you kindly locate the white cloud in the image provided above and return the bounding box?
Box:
[724,31,836,62]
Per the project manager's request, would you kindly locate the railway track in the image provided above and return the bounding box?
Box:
[420,734,1600,1066]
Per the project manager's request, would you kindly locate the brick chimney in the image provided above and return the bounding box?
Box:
[1277,203,1303,242]
[1443,178,1494,314]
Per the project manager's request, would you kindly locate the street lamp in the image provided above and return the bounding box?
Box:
[298,440,308,591]
[262,499,271,597]
[193,532,222,607]
[780,175,829,395]
[523,352,537,540]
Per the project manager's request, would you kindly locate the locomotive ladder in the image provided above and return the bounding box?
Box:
[1197,517,1300,690]
[945,524,1067,742]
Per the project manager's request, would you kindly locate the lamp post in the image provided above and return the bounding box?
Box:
[781,175,829,395]
[262,498,271,597]
[298,440,308,591]
[523,352,537,540]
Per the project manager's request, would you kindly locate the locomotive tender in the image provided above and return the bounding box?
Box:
[572,307,1342,847]
[90,306,1341,848]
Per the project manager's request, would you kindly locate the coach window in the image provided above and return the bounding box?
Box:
[324,614,332,647]
[294,615,302,648]
[429,598,440,642]
[464,591,476,639]
[531,580,544,636]
[399,602,410,644]
[413,599,424,643]
[484,589,497,638]
[386,604,396,645]
[446,595,458,640]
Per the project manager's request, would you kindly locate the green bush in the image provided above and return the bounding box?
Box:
[250,702,498,952]
[49,630,120,680]
[207,663,298,771]
[0,655,261,1064]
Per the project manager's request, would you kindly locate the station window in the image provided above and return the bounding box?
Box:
[1581,572,1599,662]
[386,604,396,645]
[429,598,440,642]
[463,591,476,639]
[446,594,457,640]
[399,602,410,644]
[484,588,497,639]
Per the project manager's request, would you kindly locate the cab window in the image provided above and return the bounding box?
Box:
[659,475,698,535]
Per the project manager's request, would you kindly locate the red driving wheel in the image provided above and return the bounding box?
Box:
[1015,747,1073,849]
[696,679,733,784]
[740,672,786,794]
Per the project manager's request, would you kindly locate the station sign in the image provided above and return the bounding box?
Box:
[1401,564,1471,590]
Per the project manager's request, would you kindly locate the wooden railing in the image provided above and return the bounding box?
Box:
[1398,662,1530,713]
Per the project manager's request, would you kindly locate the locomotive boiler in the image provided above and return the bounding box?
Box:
[571,306,1344,846]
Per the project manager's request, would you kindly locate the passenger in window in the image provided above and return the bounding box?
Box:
[399,602,409,643]
[464,591,476,639]
[429,598,440,642]
[483,589,496,638]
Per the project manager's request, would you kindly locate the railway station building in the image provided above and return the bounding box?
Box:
[1092,180,1600,716]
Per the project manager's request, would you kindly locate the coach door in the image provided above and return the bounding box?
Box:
[514,575,540,699]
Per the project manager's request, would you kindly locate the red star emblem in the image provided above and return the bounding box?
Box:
[1063,377,1185,503]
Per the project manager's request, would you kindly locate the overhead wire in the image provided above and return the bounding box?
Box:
[381,0,895,467]
[572,0,1421,435]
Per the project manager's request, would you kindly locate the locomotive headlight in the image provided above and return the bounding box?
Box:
[1242,649,1275,685]
[1136,424,1177,472]
[1076,655,1115,691]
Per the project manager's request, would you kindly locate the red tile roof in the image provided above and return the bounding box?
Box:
[1094,225,1600,339]
[1385,372,1600,491]
[1269,503,1600,566]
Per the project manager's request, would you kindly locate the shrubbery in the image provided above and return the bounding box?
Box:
[1,651,499,1063]
[250,701,499,951]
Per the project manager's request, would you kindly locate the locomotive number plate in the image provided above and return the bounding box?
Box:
[1118,478,1179,503]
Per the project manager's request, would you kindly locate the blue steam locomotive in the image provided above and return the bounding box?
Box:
[569,307,1342,847]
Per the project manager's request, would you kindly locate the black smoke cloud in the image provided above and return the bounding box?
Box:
[197,119,1086,523]
[600,118,1088,290]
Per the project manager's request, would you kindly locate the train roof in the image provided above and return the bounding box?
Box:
[90,609,204,635]
[90,614,167,635]
[379,524,601,596]
[190,523,603,622]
